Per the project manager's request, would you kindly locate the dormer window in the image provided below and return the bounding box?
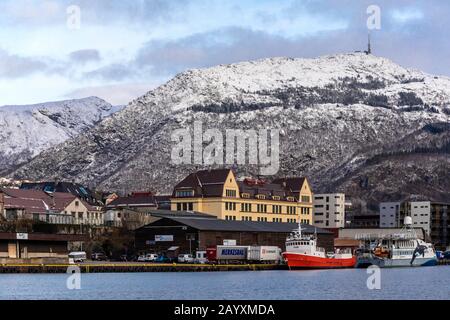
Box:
[241,193,250,199]
[272,196,280,201]
[256,194,266,200]
[287,196,295,202]
[176,190,194,197]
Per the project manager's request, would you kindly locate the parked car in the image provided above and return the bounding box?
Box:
[443,251,450,259]
[91,252,108,261]
[137,253,159,262]
[178,254,194,263]
[120,254,131,262]
[194,251,208,264]
[155,255,176,263]
[69,251,87,263]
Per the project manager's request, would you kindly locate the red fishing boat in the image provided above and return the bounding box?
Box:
[282,225,356,269]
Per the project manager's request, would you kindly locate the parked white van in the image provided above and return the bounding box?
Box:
[138,253,158,262]
[68,251,87,263]
[194,251,208,264]
[178,254,194,263]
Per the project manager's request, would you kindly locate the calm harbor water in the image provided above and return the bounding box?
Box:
[0,266,448,300]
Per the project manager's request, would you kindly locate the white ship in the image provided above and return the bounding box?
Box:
[355,216,438,268]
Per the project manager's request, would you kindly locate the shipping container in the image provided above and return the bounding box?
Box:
[247,246,282,263]
[217,245,249,260]
[207,245,249,263]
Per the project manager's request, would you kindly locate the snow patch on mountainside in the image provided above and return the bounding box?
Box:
[0,96,120,173]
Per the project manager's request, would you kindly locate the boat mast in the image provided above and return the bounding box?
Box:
[298,219,302,238]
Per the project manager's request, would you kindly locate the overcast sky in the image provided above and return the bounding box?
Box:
[1,0,449,106]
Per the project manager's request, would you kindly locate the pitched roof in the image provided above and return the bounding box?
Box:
[4,198,48,214]
[107,195,158,208]
[173,169,232,197]
[140,216,331,234]
[1,188,50,201]
[271,177,307,192]
[237,181,293,199]
[20,181,97,204]
[1,188,94,212]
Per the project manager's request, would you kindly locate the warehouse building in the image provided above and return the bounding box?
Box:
[0,232,88,264]
[135,213,333,255]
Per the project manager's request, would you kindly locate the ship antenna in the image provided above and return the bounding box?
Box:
[298,219,302,238]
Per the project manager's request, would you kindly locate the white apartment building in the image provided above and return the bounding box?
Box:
[379,201,431,234]
[313,193,345,228]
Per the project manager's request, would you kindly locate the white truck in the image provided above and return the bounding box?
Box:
[247,246,282,264]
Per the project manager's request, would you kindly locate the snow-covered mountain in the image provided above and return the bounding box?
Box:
[0,96,120,173]
[8,53,450,211]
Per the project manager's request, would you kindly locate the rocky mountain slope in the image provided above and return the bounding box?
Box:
[8,53,450,211]
[0,97,120,174]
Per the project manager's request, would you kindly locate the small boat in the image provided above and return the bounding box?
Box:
[355,216,437,268]
[282,225,356,269]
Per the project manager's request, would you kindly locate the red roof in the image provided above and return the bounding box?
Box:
[4,198,48,214]
[1,188,95,212]
[1,188,50,201]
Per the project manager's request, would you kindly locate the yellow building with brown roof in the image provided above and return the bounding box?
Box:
[170,169,313,224]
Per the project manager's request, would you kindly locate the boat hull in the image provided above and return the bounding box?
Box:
[355,255,438,268]
[283,252,357,269]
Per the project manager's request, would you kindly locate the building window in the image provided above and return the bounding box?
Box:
[257,204,267,213]
[225,202,236,211]
[225,189,237,197]
[177,203,182,211]
[301,196,310,203]
[241,203,252,212]
[176,190,194,197]
[272,205,282,214]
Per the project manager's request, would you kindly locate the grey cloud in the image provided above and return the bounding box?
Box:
[129,0,450,78]
[0,49,48,78]
[83,63,135,81]
[0,0,190,27]
[69,49,101,64]
[66,82,160,105]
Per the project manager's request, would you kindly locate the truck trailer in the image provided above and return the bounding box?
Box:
[247,246,282,263]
